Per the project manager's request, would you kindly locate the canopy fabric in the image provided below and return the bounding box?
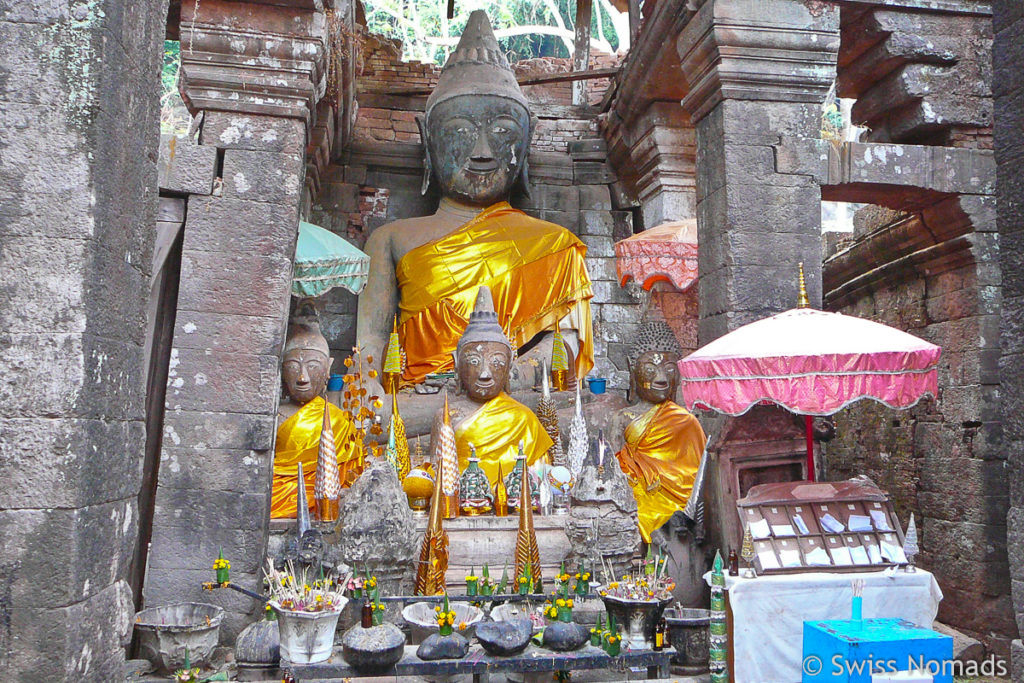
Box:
[615,220,698,292]
[677,308,941,416]
[292,221,370,298]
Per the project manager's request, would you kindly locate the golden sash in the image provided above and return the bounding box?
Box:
[271,397,359,519]
[616,401,706,542]
[454,392,554,486]
[396,202,594,383]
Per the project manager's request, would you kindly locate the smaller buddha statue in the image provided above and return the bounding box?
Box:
[609,323,706,542]
[272,320,360,519]
[458,448,494,515]
[431,286,553,486]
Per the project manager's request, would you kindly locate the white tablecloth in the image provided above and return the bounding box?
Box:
[703,569,942,683]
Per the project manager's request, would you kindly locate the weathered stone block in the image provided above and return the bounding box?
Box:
[182,196,298,256]
[585,256,618,282]
[579,210,614,237]
[158,136,217,195]
[164,347,280,415]
[201,112,306,155]
[0,501,137,608]
[574,161,616,184]
[0,417,144,509]
[221,149,305,205]
[159,446,273,496]
[4,582,135,682]
[579,234,615,258]
[176,251,294,318]
[171,310,287,356]
[591,280,636,305]
[161,410,277,452]
[517,183,579,213]
[578,184,612,210]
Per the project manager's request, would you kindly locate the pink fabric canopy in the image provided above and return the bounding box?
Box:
[677,308,942,417]
[615,220,698,292]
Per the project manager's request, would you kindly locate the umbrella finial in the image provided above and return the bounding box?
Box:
[797,262,810,309]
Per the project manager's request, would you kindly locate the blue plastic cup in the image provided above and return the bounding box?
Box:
[586,377,607,394]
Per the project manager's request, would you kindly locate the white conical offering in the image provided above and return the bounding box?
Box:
[903,513,919,570]
[567,384,588,479]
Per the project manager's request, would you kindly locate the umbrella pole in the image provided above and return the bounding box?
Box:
[805,415,815,482]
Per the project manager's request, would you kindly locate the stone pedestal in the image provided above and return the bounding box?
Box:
[414,514,571,590]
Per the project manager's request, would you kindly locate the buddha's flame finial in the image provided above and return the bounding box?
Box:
[797,262,810,309]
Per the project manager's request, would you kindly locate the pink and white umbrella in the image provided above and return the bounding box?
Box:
[677,307,941,479]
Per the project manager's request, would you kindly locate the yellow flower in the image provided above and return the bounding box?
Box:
[609,582,619,589]
[556,599,565,607]
[448,611,456,621]
[582,573,591,580]
[435,605,442,613]
[566,599,574,608]
[437,618,445,626]
[344,357,354,368]
[458,622,468,631]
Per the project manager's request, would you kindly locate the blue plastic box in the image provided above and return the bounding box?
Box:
[802,618,952,683]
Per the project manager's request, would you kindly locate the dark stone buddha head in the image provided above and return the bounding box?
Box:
[455,286,512,403]
[419,11,534,204]
[282,323,332,405]
[633,350,681,405]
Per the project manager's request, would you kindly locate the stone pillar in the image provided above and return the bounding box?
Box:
[677,0,839,343]
[144,0,328,641]
[994,0,1024,673]
[625,102,697,229]
[0,1,166,679]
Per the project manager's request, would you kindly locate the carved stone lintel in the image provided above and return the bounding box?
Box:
[677,0,840,123]
[837,7,992,143]
[178,0,328,126]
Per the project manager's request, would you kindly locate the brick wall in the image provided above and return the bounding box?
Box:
[822,204,1013,653]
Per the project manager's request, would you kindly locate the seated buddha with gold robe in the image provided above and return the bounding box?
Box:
[356,10,593,396]
[611,330,707,542]
[271,322,360,518]
[432,286,553,486]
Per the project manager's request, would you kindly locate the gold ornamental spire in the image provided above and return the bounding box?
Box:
[797,262,810,309]
[513,442,541,591]
[415,433,449,595]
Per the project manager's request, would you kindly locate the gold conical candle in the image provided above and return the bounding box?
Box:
[415,443,449,595]
[513,443,541,591]
[383,315,402,394]
[391,393,411,480]
[494,462,509,517]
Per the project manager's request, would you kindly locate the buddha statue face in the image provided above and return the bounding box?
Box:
[426,94,531,206]
[282,349,331,405]
[633,350,681,404]
[456,340,511,403]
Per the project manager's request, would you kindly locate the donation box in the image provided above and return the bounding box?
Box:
[802,618,952,683]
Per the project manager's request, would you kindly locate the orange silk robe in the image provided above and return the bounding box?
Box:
[271,397,359,518]
[615,401,706,542]
[453,392,553,486]
[396,202,594,383]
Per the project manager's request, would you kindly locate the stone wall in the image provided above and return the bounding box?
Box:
[822,201,1013,652]
[0,0,166,679]
[993,0,1024,674]
[310,34,640,388]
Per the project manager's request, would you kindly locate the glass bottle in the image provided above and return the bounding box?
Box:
[728,549,739,576]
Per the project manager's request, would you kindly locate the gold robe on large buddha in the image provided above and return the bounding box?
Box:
[271,397,359,518]
[454,392,554,486]
[396,202,594,384]
[616,401,706,542]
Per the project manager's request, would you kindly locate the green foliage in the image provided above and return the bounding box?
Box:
[363,0,622,65]
[160,40,190,134]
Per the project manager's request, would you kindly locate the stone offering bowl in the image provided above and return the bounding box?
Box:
[402,601,485,642]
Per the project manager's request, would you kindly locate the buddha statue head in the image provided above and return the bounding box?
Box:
[282,323,333,405]
[628,320,683,404]
[455,286,513,403]
[419,10,533,205]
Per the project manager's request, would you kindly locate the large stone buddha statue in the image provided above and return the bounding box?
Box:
[357,10,594,391]
[432,286,553,486]
[609,323,707,542]
[272,322,360,518]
